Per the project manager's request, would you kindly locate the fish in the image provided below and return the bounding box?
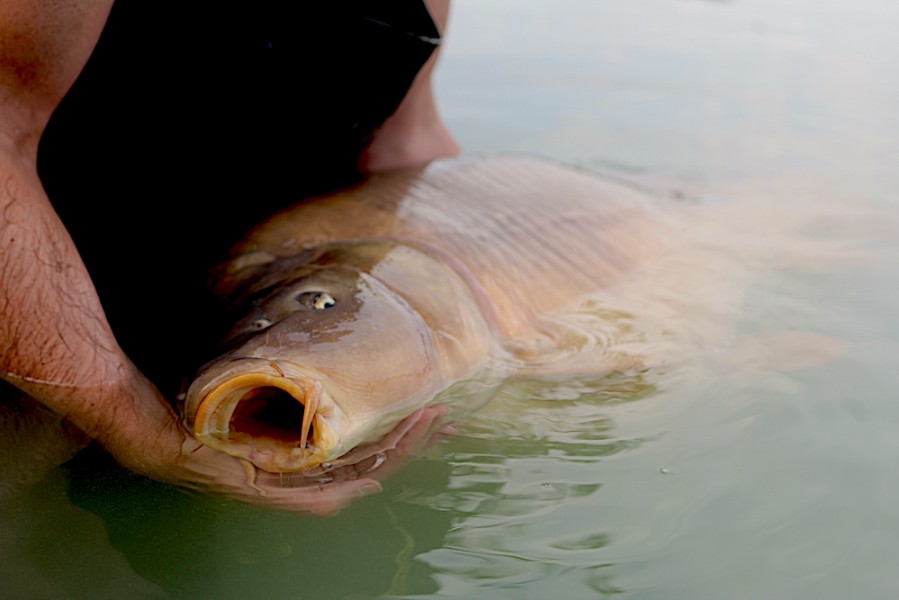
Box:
[181,156,666,473]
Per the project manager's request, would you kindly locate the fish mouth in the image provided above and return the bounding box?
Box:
[188,362,343,473]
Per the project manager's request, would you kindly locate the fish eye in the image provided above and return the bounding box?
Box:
[297,291,337,310]
[253,318,272,330]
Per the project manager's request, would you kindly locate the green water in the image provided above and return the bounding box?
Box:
[5,0,899,598]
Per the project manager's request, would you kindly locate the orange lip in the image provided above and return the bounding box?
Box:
[192,370,332,472]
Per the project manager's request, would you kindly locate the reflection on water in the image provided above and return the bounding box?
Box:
[5,0,899,598]
[397,376,653,599]
[65,452,457,599]
[0,468,166,600]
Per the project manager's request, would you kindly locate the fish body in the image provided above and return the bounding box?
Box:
[183,157,664,473]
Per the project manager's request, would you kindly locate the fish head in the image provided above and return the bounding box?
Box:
[183,241,493,473]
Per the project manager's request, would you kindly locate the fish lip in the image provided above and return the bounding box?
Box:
[185,358,345,473]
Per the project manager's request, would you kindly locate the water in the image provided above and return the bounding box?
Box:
[5,0,899,598]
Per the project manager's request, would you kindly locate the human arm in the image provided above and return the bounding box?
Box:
[360,0,459,172]
[0,0,210,480]
[0,0,144,446]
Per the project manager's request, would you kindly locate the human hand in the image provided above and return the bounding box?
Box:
[103,382,448,516]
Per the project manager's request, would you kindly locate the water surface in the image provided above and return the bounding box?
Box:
[4,1,899,598]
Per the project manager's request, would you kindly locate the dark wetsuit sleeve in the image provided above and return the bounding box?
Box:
[36,0,441,392]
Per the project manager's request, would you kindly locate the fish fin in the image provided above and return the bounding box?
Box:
[726,331,849,373]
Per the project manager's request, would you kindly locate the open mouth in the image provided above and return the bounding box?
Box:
[228,386,310,446]
[190,370,336,472]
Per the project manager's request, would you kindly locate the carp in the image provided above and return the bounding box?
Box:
[182,157,665,473]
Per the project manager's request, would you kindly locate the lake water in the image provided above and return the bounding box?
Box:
[5,0,899,598]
